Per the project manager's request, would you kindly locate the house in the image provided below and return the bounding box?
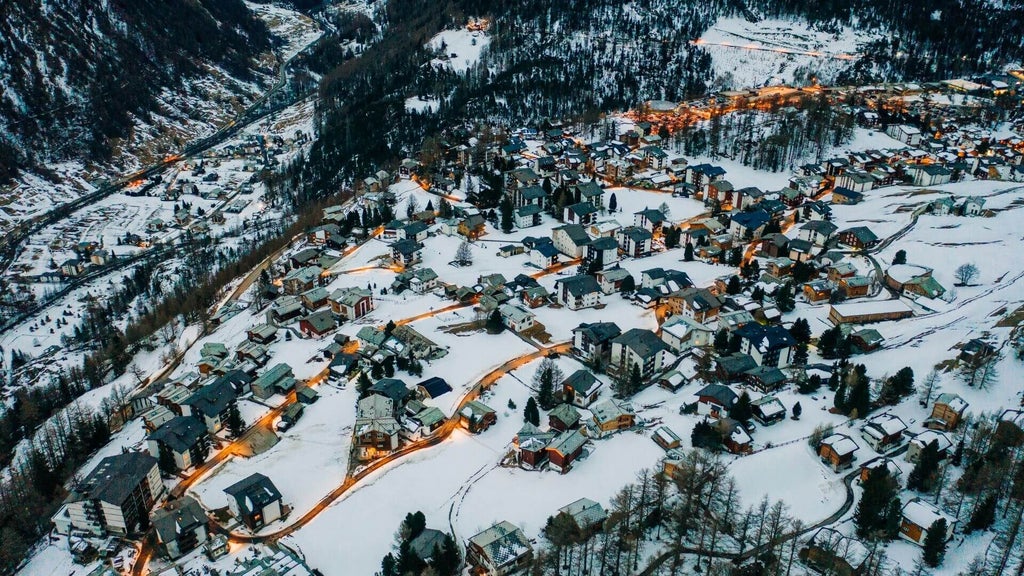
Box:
[460,400,497,433]
[247,323,278,344]
[466,521,533,576]
[838,227,879,249]
[594,267,632,294]
[251,364,296,400]
[819,433,859,471]
[668,287,722,323]
[51,452,165,536]
[552,224,591,258]
[369,378,413,408]
[391,239,424,266]
[609,328,670,379]
[860,457,904,485]
[223,473,283,530]
[417,377,452,399]
[616,226,653,257]
[798,220,838,246]
[152,497,208,560]
[688,384,738,418]
[457,214,487,240]
[410,268,439,294]
[300,287,330,311]
[399,221,429,243]
[787,239,815,262]
[147,416,209,471]
[829,301,913,325]
[558,498,607,534]
[905,430,953,463]
[714,354,757,382]
[885,265,945,299]
[562,370,603,407]
[717,309,755,332]
[908,164,952,186]
[743,366,787,392]
[571,321,621,365]
[634,208,667,234]
[411,406,446,436]
[590,399,635,437]
[283,266,321,295]
[900,499,955,546]
[530,243,560,269]
[546,429,588,473]
[180,379,237,434]
[925,393,968,431]
[860,414,909,451]
[354,395,401,459]
[751,395,786,426]
[554,275,602,310]
[850,328,885,352]
[498,244,526,258]
[515,204,544,229]
[729,210,770,240]
[886,124,922,146]
[714,418,753,453]
[499,304,536,333]
[659,316,713,352]
[270,297,303,323]
[515,423,555,468]
[839,275,873,299]
[801,528,873,576]
[564,202,599,225]
[959,338,996,367]
[330,287,374,320]
[803,280,833,302]
[961,196,986,216]
[584,236,620,271]
[733,323,796,368]
[653,426,682,450]
[549,403,582,432]
[408,529,448,563]
[299,309,336,337]
[831,188,864,205]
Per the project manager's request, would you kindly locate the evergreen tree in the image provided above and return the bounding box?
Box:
[751,285,765,301]
[524,397,540,426]
[608,193,617,212]
[486,309,505,333]
[371,360,384,380]
[396,540,426,574]
[967,494,997,532]
[775,282,795,312]
[226,401,244,438]
[856,466,898,539]
[380,554,398,576]
[847,366,872,418]
[908,440,941,492]
[684,242,694,262]
[799,373,823,394]
[727,247,743,267]
[357,371,373,397]
[385,320,397,336]
[922,518,948,567]
[431,533,461,576]
[499,196,514,233]
[792,402,802,420]
[792,342,809,366]
[732,391,753,422]
[726,275,742,295]
[892,250,907,265]
[157,444,177,476]
[383,355,396,377]
[691,419,722,450]
[833,379,848,413]
[620,274,636,292]
[537,366,556,410]
[713,329,729,353]
[789,318,812,343]
[728,332,742,354]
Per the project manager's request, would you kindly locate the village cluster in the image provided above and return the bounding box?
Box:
[34,76,1024,576]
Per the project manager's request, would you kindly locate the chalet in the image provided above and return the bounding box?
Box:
[554,275,602,310]
[224,474,283,531]
[925,393,968,431]
[515,204,544,229]
[583,236,620,270]
[801,528,873,576]
[906,430,952,463]
[829,301,913,325]
[838,227,879,249]
[330,287,374,320]
[667,287,723,323]
[659,316,713,352]
[687,384,738,419]
[547,429,588,474]
[715,418,753,454]
[247,323,278,345]
[300,287,329,311]
[251,364,296,400]
[571,322,621,364]
[146,416,209,472]
[860,414,909,451]
[787,238,815,262]
[850,328,885,352]
[831,187,864,205]
[803,280,833,302]
[959,338,996,367]
[153,497,208,560]
[839,275,873,299]
[299,309,336,337]
[576,180,605,207]
[908,164,952,186]
[270,296,303,323]
[562,370,603,407]
[616,226,653,258]
[734,323,795,368]
[51,452,164,536]
[590,398,635,437]
[410,268,439,294]
[743,366,787,392]
[410,406,446,437]
[411,377,452,402]
[354,395,401,459]
[549,403,582,432]
[634,208,667,234]
[715,354,757,382]
[819,433,859,471]
[289,248,320,269]
[751,395,786,426]
[609,328,670,379]
[466,521,533,576]
[498,244,526,258]
[961,196,986,216]
[552,224,591,258]
[653,426,682,450]
[391,239,424,266]
[283,266,321,295]
[460,400,497,433]
[798,220,838,246]
[499,304,536,333]
[564,202,599,225]
[369,378,413,408]
[515,423,555,469]
[900,499,955,546]
[180,379,236,433]
[559,498,607,534]
[885,265,945,299]
[594,267,632,294]
[859,457,904,486]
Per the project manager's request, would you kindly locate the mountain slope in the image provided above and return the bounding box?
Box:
[0,0,272,181]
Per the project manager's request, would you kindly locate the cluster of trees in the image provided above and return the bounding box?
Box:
[0,401,112,572]
[380,511,460,576]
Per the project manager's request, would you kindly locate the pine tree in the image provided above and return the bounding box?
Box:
[381,554,398,576]
[908,440,941,492]
[884,498,902,540]
[158,444,177,475]
[792,402,802,420]
[892,250,907,265]
[726,275,741,295]
[775,282,795,312]
[499,196,514,233]
[833,379,848,413]
[856,466,897,538]
[732,391,753,422]
[792,342,809,366]
[684,242,694,261]
[383,355,395,377]
[357,371,373,397]
[620,274,636,292]
[847,367,871,418]
[432,533,460,576]
[524,397,540,426]
[609,192,618,212]
[922,518,948,567]
[226,401,244,438]
[789,318,811,343]
[713,329,729,353]
[538,366,555,410]
[967,494,997,532]
[486,309,505,333]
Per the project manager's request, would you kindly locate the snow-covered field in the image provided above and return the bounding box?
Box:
[427,28,490,74]
[699,17,880,88]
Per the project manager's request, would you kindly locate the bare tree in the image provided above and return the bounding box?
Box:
[918,369,940,407]
[954,263,979,286]
[454,241,473,266]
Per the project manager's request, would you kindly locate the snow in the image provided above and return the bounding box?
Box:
[427,29,490,74]
[830,299,914,317]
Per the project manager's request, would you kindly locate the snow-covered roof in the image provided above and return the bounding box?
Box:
[821,433,859,456]
[901,498,950,530]
[910,429,953,452]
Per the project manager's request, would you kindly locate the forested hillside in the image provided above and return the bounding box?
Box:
[0,0,272,182]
